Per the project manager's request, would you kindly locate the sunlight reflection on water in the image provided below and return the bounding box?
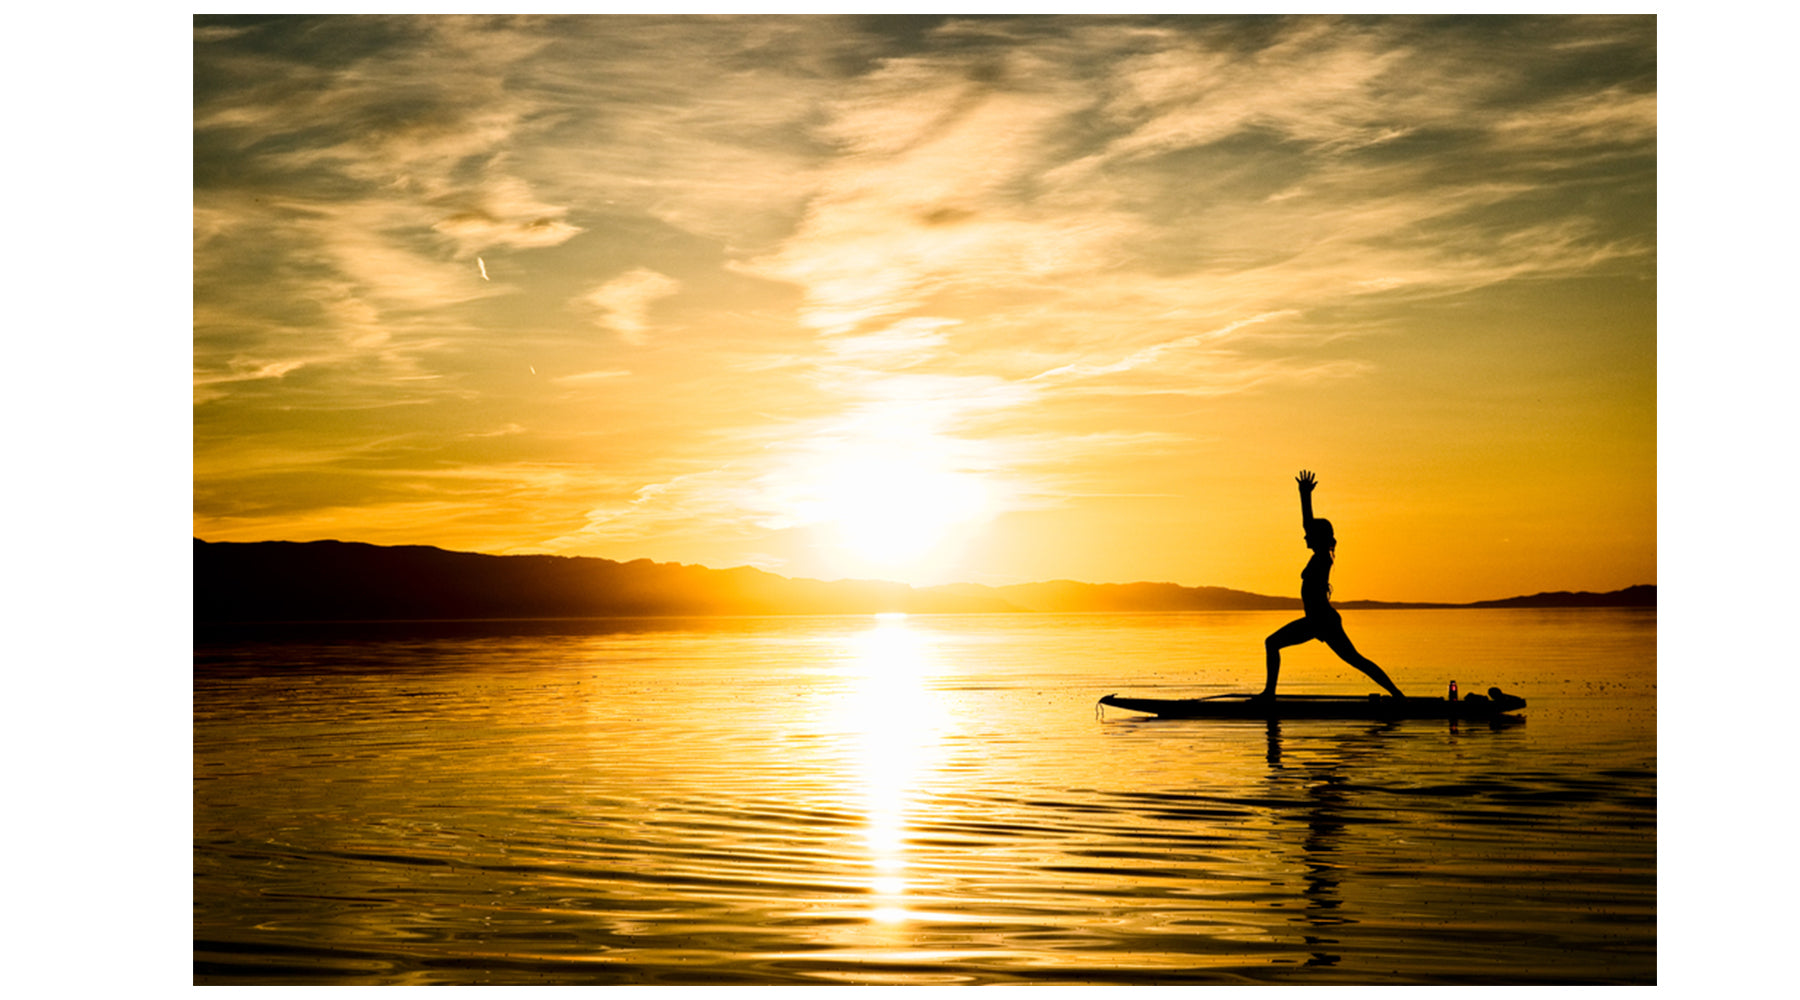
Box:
[842,615,940,932]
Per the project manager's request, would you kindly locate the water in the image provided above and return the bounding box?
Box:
[193,609,1655,984]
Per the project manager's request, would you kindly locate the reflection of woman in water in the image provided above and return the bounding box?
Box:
[1259,470,1405,699]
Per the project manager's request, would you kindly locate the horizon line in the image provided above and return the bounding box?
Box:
[192,537,1655,609]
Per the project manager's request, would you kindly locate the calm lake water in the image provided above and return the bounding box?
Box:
[194,609,1655,985]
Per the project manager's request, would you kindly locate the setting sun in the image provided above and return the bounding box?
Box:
[785,430,997,579]
[815,453,991,572]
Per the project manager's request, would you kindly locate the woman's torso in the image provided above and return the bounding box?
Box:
[1301,551,1334,617]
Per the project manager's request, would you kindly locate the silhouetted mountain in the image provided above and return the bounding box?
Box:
[193,539,1021,621]
[986,580,1301,612]
[193,539,1654,622]
[1460,584,1658,609]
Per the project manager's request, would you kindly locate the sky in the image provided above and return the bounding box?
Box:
[192,14,1656,603]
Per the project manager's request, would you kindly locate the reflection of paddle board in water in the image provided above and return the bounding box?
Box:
[1098,687,1526,720]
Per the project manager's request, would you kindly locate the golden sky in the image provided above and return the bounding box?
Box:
[193,14,1655,603]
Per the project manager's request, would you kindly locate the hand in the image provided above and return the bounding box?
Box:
[1296,469,1317,493]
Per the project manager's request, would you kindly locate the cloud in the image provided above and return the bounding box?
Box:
[576,269,682,345]
[194,16,582,402]
[823,317,959,364]
[1088,19,1419,160]
[192,356,310,405]
[536,468,780,554]
[738,44,1137,335]
[551,368,633,386]
[1027,310,1306,389]
[428,176,584,258]
[194,23,255,44]
[733,14,1653,365]
[192,191,499,407]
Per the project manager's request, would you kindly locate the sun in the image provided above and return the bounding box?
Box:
[772,419,1001,580]
[815,450,991,568]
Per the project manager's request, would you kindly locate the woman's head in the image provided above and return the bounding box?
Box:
[1305,518,1336,551]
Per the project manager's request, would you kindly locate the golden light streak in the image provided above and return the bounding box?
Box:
[837,614,944,927]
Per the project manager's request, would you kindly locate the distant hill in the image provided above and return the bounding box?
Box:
[193,539,1654,622]
[987,579,1301,612]
[1459,584,1657,609]
[193,539,1018,621]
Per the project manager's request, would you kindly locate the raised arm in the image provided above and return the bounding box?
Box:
[1296,469,1317,529]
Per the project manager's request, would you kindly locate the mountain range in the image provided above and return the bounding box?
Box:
[193,539,1655,623]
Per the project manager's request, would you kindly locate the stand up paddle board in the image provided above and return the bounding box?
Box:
[1098,688,1526,721]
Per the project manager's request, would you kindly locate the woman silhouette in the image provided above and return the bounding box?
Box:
[1258,470,1404,699]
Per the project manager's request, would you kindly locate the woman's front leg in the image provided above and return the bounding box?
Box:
[1261,617,1316,697]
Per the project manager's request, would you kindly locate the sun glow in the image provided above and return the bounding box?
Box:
[817,450,991,566]
[769,412,1003,581]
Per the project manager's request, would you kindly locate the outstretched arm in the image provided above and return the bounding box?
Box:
[1296,470,1317,529]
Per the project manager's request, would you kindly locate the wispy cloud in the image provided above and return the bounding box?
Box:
[551,368,632,385]
[576,269,682,345]
[1027,311,1308,390]
[824,318,959,364]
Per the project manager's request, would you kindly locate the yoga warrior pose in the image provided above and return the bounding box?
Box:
[1259,470,1404,699]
